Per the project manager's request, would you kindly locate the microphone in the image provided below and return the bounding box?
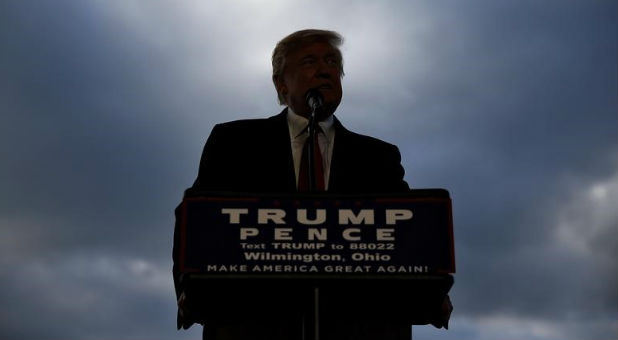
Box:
[305,88,324,111]
[304,88,323,192]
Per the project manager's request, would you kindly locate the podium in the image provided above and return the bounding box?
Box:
[175,189,455,339]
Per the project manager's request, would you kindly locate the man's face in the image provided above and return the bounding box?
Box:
[276,41,343,119]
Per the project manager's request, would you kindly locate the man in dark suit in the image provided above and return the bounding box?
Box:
[174,29,449,339]
[190,29,408,195]
[190,108,409,194]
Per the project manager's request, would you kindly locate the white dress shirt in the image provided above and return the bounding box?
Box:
[287,108,335,189]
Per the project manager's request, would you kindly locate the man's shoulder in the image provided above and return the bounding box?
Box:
[213,112,285,133]
[348,130,397,147]
[215,115,276,129]
[336,120,399,151]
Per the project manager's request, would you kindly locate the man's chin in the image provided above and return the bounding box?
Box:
[290,100,339,120]
[315,103,338,121]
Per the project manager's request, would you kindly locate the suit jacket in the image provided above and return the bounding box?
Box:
[173,109,411,339]
[190,109,409,194]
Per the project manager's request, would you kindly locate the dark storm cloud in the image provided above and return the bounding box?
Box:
[0,251,191,339]
[391,1,618,338]
[1,0,202,252]
[1,3,207,337]
[1,1,616,339]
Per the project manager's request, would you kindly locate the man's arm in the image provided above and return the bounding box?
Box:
[172,124,229,329]
[383,143,410,192]
[189,124,230,193]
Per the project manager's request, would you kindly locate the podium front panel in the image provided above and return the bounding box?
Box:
[178,190,455,277]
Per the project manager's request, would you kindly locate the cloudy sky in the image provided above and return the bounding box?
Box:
[1,1,616,339]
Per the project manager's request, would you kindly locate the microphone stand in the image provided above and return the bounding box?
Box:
[305,88,323,193]
[304,89,323,339]
[307,107,321,339]
[307,107,317,192]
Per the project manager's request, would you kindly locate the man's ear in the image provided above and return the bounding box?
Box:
[273,75,287,95]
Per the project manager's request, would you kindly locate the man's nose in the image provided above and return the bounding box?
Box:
[315,61,334,78]
[316,69,331,79]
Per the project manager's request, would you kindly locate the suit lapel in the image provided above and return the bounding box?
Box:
[328,117,352,192]
[266,109,297,192]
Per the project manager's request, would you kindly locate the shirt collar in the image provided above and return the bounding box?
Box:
[287,107,335,140]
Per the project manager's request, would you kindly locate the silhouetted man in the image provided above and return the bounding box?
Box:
[174,29,450,339]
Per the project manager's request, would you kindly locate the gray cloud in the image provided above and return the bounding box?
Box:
[1,0,616,339]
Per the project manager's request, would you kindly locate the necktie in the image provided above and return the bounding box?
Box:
[298,127,325,191]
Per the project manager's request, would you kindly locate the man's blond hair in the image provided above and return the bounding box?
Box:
[272,29,344,105]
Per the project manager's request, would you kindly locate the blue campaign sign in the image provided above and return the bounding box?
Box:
[178,190,455,277]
